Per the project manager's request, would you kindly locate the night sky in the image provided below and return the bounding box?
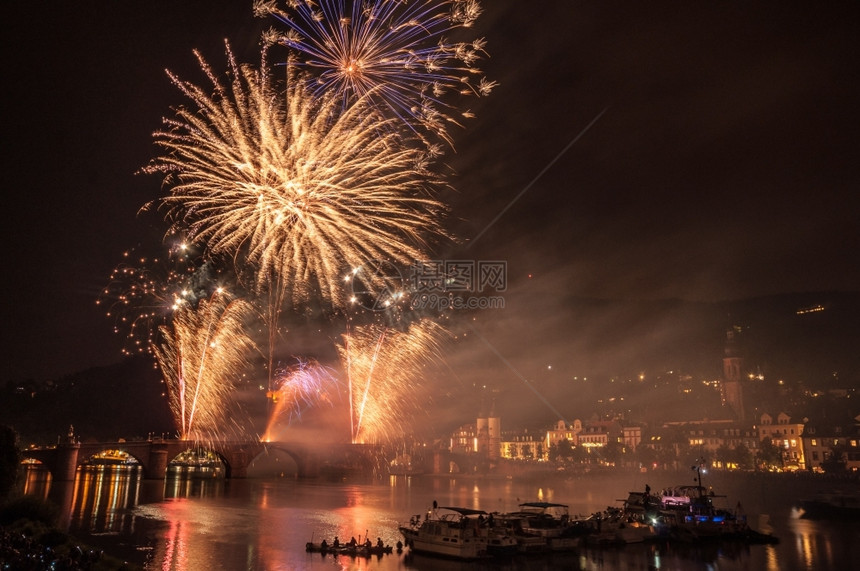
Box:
[3,0,858,412]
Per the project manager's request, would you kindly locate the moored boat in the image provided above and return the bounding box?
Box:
[799,490,860,520]
[617,467,778,544]
[490,512,550,553]
[486,531,519,557]
[505,502,573,538]
[400,506,494,560]
[492,502,597,552]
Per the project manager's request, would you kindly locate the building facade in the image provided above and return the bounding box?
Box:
[758,412,806,470]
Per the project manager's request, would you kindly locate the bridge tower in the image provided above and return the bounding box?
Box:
[55,425,80,481]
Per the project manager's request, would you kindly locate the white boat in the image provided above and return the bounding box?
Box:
[486,531,519,557]
[583,505,656,545]
[491,513,550,553]
[399,506,493,560]
[505,501,573,538]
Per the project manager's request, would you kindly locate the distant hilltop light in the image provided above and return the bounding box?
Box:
[796,304,826,315]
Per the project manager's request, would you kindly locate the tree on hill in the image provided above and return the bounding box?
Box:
[821,445,849,474]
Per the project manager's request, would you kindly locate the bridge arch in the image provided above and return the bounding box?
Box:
[17,439,379,481]
[247,445,302,478]
[166,447,230,478]
[78,448,144,467]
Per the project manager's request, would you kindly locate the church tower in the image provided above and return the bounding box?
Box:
[721,327,745,420]
[487,399,501,460]
[476,399,488,456]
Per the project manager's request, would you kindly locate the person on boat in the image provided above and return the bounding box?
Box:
[320,540,328,551]
[332,536,340,548]
[376,537,384,548]
[364,537,372,549]
[348,536,357,547]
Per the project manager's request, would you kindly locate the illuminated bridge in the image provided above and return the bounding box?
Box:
[21,435,380,481]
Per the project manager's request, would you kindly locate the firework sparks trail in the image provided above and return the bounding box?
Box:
[142,41,447,315]
[153,290,256,440]
[355,331,385,441]
[97,239,227,357]
[338,319,448,445]
[254,0,496,147]
[263,358,338,440]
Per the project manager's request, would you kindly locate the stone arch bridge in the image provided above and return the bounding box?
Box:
[22,438,379,481]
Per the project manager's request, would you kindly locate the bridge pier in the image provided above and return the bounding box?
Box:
[147,443,169,480]
[228,450,248,478]
[433,451,444,474]
[297,455,320,479]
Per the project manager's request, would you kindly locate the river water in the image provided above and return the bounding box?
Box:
[17,465,859,570]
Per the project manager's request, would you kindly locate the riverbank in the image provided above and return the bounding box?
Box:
[1,495,141,570]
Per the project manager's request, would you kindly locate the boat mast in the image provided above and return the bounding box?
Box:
[692,458,704,496]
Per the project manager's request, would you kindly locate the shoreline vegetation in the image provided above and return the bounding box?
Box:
[0,495,141,571]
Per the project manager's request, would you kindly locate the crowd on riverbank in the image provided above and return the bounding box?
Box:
[0,527,124,570]
[0,497,138,571]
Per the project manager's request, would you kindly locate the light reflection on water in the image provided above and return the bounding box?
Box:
[18,466,858,571]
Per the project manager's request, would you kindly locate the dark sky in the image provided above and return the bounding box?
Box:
[3,0,859,394]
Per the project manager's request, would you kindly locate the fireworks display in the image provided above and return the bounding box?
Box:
[338,319,448,445]
[143,42,447,314]
[262,358,338,441]
[255,0,496,146]
[97,239,225,357]
[111,0,494,444]
[152,290,257,440]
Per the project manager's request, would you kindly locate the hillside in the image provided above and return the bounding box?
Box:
[2,292,857,442]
